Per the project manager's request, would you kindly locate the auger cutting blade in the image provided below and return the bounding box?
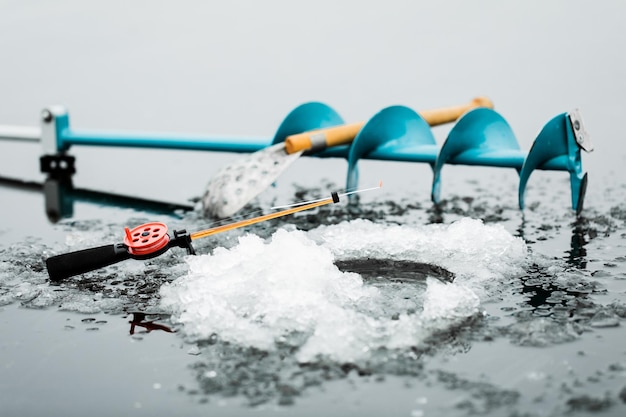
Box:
[202,143,303,218]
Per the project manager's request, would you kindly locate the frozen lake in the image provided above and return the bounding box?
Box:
[1,1,626,416]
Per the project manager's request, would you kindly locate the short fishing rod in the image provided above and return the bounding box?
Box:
[45,183,381,281]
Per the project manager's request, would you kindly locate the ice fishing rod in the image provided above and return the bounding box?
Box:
[45,183,381,281]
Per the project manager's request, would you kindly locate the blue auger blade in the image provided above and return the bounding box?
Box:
[431,108,524,203]
[346,105,438,194]
[271,102,345,145]
[518,111,590,213]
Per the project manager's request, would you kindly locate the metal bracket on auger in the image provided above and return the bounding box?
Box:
[568,108,593,153]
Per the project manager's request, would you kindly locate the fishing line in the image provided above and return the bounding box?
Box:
[270,181,382,210]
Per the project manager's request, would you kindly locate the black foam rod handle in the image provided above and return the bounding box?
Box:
[46,243,131,281]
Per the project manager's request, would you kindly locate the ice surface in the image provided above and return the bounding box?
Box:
[160,218,528,363]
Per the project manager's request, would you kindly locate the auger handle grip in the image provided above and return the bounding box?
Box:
[284,122,363,154]
[419,96,494,126]
[284,96,494,154]
[46,243,131,281]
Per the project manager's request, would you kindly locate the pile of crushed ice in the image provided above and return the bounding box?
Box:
[160,218,528,363]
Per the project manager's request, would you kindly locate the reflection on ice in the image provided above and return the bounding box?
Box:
[160,218,528,362]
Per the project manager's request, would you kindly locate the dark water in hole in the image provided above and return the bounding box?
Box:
[334,258,456,283]
[2,1,626,416]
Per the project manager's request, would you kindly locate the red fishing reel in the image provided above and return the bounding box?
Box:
[122,221,196,259]
[123,222,171,257]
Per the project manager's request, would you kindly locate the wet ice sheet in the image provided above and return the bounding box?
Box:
[160,218,528,363]
[1,189,626,411]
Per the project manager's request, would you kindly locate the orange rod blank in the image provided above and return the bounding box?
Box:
[190,196,336,240]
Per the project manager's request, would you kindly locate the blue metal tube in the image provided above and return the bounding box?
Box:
[59,129,270,153]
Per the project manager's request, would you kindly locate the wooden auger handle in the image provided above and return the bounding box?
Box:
[284,96,494,155]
